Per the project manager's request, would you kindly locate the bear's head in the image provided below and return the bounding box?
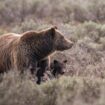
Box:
[43,26,74,51]
[20,26,73,60]
[51,59,68,77]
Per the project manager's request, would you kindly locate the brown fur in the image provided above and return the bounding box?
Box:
[0,27,73,84]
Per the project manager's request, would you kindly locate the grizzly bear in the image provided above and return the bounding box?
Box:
[51,59,67,77]
[0,26,73,83]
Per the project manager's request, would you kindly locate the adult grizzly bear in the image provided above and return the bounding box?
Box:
[0,26,73,83]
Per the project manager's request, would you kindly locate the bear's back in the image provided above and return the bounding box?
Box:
[0,33,20,72]
[0,33,21,53]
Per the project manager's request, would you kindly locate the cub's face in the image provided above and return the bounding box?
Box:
[51,59,68,77]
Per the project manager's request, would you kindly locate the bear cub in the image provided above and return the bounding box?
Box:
[51,59,68,77]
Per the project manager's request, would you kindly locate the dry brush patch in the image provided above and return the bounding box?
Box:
[0,0,105,104]
[0,72,105,105]
[52,22,105,79]
[1,0,105,25]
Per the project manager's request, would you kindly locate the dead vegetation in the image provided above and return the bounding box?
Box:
[0,0,105,105]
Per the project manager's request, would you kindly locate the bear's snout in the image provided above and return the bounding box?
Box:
[67,41,74,49]
[62,39,74,50]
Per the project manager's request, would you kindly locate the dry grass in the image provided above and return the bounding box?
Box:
[1,21,105,104]
[1,0,105,25]
[0,72,105,105]
[0,0,105,105]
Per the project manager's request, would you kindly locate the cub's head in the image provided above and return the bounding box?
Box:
[51,59,68,77]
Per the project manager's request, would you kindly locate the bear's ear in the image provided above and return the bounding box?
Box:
[53,26,57,29]
[47,26,57,38]
[63,60,67,63]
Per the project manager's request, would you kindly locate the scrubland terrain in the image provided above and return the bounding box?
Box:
[0,0,105,105]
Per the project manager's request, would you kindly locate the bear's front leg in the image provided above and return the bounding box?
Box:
[36,58,50,84]
[29,61,37,75]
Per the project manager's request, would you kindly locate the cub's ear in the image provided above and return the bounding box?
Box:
[47,26,57,38]
[54,60,58,64]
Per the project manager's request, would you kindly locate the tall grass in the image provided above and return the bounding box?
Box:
[1,0,105,25]
[0,72,105,105]
[0,0,105,105]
